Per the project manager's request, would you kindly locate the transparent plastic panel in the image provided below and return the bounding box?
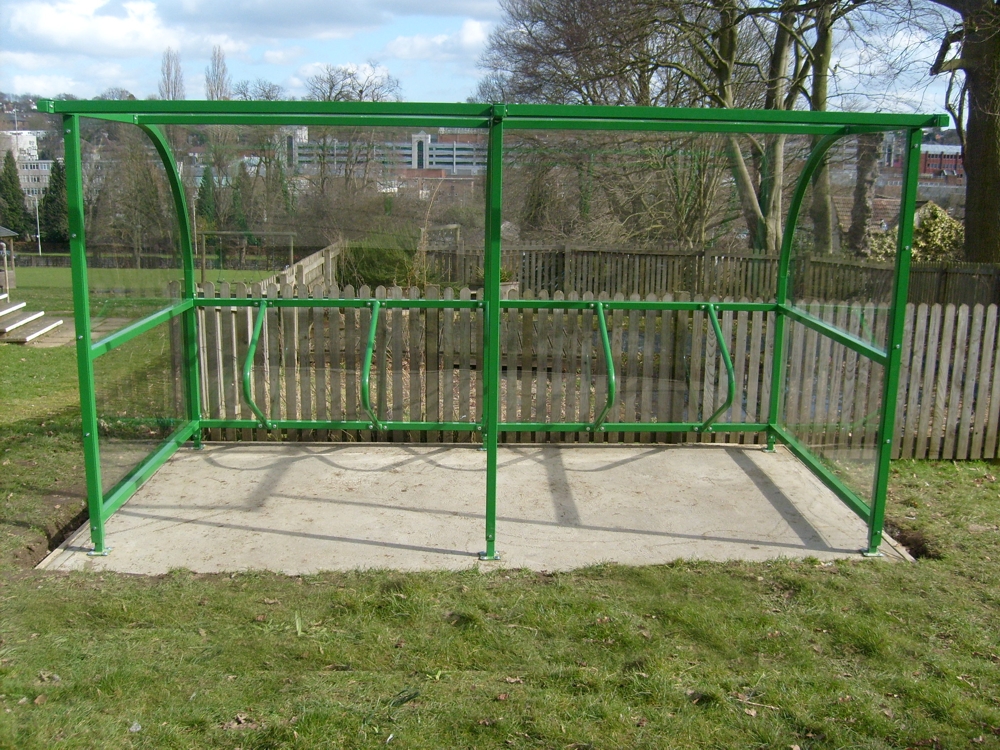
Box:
[166,124,487,289]
[786,131,914,350]
[501,130,780,301]
[780,319,884,508]
[190,125,487,441]
[94,319,186,495]
[231,292,484,441]
[77,120,186,332]
[496,294,773,444]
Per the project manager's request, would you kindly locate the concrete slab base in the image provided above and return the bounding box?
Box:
[38,444,907,574]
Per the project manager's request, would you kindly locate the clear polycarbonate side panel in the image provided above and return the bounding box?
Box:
[780,320,883,508]
[191,125,487,440]
[786,131,915,350]
[496,301,772,443]
[72,120,186,332]
[94,319,186,495]
[167,124,486,290]
[234,300,485,440]
[501,129,779,301]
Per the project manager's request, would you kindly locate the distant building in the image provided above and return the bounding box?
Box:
[18,159,54,197]
[294,129,487,176]
[880,133,965,182]
[0,130,45,161]
[919,144,964,179]
[0,130,56,197]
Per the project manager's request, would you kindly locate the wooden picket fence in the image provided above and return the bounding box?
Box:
[138,281,1000,460]
[425,244,1000,305]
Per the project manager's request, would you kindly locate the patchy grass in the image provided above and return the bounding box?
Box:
[2,552,1000,749]
[12,267,275,315]
[2,342,1000,747]
[0,343,85,570]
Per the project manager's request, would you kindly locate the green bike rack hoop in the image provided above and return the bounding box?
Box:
[242,299,272,429]
[360,299,381,431]
[591,303,617,432]
[696,303,736,434]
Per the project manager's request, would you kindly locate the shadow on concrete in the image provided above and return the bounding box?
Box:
[724,446,820,546]
[131,487,855,556]
[116,509,476,559]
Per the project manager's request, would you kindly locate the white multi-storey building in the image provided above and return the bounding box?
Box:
[0,130,45,161]
[1,130,56,197]
[294,129,487,175]
[18,160,54,197]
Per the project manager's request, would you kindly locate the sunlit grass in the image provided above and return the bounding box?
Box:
[1,341,999,747]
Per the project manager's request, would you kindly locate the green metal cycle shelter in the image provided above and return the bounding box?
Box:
[39,98,947,560]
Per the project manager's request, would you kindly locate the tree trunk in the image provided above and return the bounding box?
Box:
[809,4,834,254]
[848,133,883,256]
[961,17,1000,262]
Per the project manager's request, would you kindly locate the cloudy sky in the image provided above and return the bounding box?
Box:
[0,0,500,102]
[0,0,954,113]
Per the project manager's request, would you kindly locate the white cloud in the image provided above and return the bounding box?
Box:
[294,60,394,83]
[12,73,81,95]
[263,47,305,65]
[9,0,181,57]
[0,51,64,69]
[0,0,501,100]
[384,19,488,63]
[153,0,499,39]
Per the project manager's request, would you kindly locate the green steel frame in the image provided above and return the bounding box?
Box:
[41,98,946,558]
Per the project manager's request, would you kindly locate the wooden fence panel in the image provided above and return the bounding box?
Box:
[190,283,1000,460]
[426,244,1000,305]
[971,305,998,459]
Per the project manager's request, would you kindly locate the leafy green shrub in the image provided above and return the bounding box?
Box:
[912,202,964,261]
[867,201,964,262]
[340,242,414,289]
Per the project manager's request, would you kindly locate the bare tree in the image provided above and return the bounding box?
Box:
[303,62,401,195]
[205,46,231,101]
[927,1,1000,262]
[305,62,401,103]
[232,78,285,101]
[97,87,136,101]
[158,48,185,100]
[847,133,884,256]
[479,0,869,253]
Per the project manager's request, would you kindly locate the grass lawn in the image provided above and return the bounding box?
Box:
[1,342,1000,748]
[11,267,276,315]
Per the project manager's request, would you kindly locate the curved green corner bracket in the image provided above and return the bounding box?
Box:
[361,299,381,430]
[139,123,203,446]
[775,132,843,304]
[767,131,844,450]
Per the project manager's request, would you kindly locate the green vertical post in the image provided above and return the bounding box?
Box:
[480,104,505,561]
[140,125,203,447]
[64,115,107,555]
[867,127,921,555]
[766,133,841,450]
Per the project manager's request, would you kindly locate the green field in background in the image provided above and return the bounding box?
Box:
[12,267,275,314]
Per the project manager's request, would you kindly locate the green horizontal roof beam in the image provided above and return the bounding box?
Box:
[132,115,492,129]
[38,99,494,117]
[38,98,947,131]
